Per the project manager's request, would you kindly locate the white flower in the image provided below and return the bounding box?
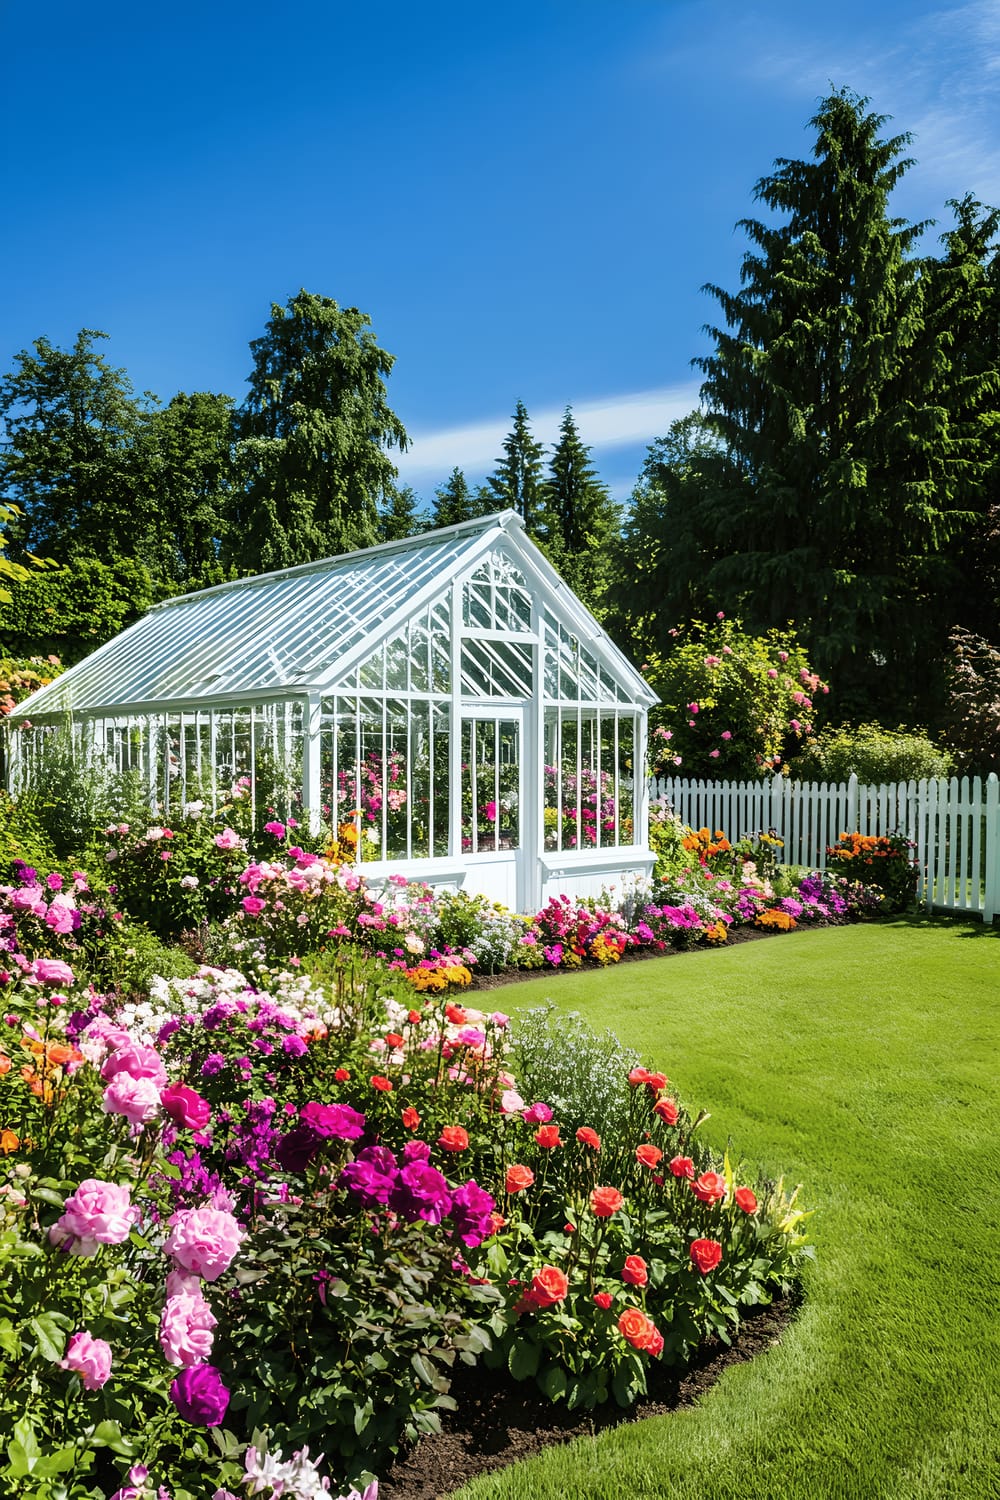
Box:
[243,1444,287,1495]
[180,874,199,889]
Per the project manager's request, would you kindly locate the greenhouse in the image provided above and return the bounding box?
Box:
[8,511,657,911]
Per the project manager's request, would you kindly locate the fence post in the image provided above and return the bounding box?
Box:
[985,774,1000,924]
[847,773,859,834]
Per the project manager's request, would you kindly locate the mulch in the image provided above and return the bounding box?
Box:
[379,1294,799,1499]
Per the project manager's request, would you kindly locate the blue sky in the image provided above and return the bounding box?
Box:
[4,0,1000,501]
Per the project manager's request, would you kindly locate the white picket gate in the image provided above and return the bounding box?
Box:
[650,772,1000,923]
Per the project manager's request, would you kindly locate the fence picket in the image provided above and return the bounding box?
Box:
[649,770,1000,923]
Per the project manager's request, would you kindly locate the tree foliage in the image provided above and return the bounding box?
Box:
[229,291,407,573]
[486,400,546,535]
[542,407,621,616]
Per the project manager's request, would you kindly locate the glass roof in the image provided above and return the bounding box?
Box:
[16,512,656,718]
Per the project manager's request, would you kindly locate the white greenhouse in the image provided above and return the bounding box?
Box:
[8,512,657,911]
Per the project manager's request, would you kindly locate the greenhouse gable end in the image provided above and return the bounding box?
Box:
[9,512,658,911]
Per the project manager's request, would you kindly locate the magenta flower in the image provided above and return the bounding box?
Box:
[263,820,286,838]
[30,957,76,987]
[169,1363,230,1426]
[102,1042,167,1089]
[160,1083,212,1131]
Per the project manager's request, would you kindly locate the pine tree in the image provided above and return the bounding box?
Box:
[378,484,428,542]
[687,89,985,719]
[486,401,546,535]
[432,467,474,528]
[542,406,621,613]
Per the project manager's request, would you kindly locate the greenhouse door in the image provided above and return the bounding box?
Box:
[460,713,524,910]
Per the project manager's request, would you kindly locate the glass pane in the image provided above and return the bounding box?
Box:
[359,642,384,690]
[432,600,451,691]
[459,638,532,698]
[432,703,450,857]
[385,628,409,694]
[617,716,635,846]
[461,717,519,853]
[410,614,429,693]
[409,699,430,859]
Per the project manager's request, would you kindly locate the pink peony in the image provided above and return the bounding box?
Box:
[101,1042,167,1089]
[164,1206,245,1281]
[30,957,76,987]
[60,1329,112,1389]
[159,1291,218,1366]
[44,902,75,935]
[166,1267,202,1298]
[102,1073,162,1125]
[160,1083,211,1130]
[53,1179,134,1256]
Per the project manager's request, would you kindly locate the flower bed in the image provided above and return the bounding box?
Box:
[0,836,815,1500]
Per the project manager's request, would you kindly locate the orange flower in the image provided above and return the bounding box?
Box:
[505,1164,535,1194]
[437,1125,469,1152]
[636,1143,662,1169]
[370,1075,393,1092]
[618,1306,659,1350]
[590,1185,624,1218]
[401,1106,421,1130]
[653,1097,679,1126]
[534,1124,561,1149]
[575,1126,601,1150]
[0,1129,19,1154]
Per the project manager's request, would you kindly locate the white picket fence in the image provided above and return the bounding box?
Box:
[650,772,1000,923]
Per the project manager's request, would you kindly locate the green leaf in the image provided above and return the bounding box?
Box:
[29,1313,66,1363]
[539,1363,568,1402]
[411,1351,437,1387]
[507,1339,540,1381]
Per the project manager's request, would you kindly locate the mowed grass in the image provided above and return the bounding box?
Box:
[453,918,1000,1500]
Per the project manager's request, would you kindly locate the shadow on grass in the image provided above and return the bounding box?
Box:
[883,910,1000,939]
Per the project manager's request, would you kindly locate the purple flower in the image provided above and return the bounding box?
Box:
[340,1146,398,1209]
[449,1179,496,1247]
[402,1139,432,1163]
[275,1124,323,1173]
[201,1053,227,1077]
[281,1034,308,1058]
[169,1363,230,1426]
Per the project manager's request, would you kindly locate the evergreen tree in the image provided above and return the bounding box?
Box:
[686,89,987,719]
[229,291,407,574]
[149,390,235,586]
[432,467,474,528]
[378,484,429,542]
[486,401,546,535]
[0,330,160,566]
[542,406,621,613]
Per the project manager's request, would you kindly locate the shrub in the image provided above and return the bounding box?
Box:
[644,617,828,778]
[793,722,955,785]
[945,627,1000,777]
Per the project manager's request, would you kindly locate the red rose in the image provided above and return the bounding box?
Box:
[438,1125,469,1152]
[690,1238,723,1274]
[506,1164,535,1194]
[385,1032,404,1048]
[621,1254,648,1286]
[636,1144,662,1169]
[407,1010,422,1023]
[401,1106,421,1130]
[530,1265,569,1307]
[669,1155,695,1179]
[735,1186,758,1214]
[334,1068,351,1082]
[653,1097,679,1125]
[590,1185,624,1218]
[628,1066,650,1087]
[690,1171,727,1205]
[576,1126,601,1149]
[535,1124,561,1148]
[618,1307,658,1351]
[370,1075,393,1093]
[593,1292,613,1310]
[445,1004,468,1025]
[644,1071,668,1092]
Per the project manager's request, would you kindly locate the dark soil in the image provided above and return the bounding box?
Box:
[380,1295,798,1499]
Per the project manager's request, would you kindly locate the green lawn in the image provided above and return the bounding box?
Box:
[454,918,1000,1500]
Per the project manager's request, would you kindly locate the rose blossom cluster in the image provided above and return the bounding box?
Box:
[338,1140,496,1247]
[156,1205,244,1425]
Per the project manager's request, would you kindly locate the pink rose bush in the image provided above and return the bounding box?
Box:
[163,1207,245,1281]
[60,1330,113,1389]
[51,1178,135,1255]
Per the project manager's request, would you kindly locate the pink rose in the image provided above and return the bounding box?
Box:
[60,1329,112,1389]
[241,896,266,916]
[102,1073,162,1125]
[30,957,76,987]
[101,1042,167,1089]
[163,1207,245,1281]
[160,1083,211,1131]
[53,1179,134,1256]
[214,829,240,850]
[159,1291,218,1366]
[522,1102,553,1125]
[44,903,75,935]
[166,1267,202,1298]
[500,1089,526,1114]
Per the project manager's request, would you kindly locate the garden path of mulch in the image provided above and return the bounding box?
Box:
[379,1295,798,1499]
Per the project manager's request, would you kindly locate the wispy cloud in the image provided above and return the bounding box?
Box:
[395,382,701,489]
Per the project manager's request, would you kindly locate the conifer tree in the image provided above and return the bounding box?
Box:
[229,291,407,573]
[684,89,986,718]
[486,401,546,535]
[378,484,428,542]
[542,406,621,613]
[432,467,474,528]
